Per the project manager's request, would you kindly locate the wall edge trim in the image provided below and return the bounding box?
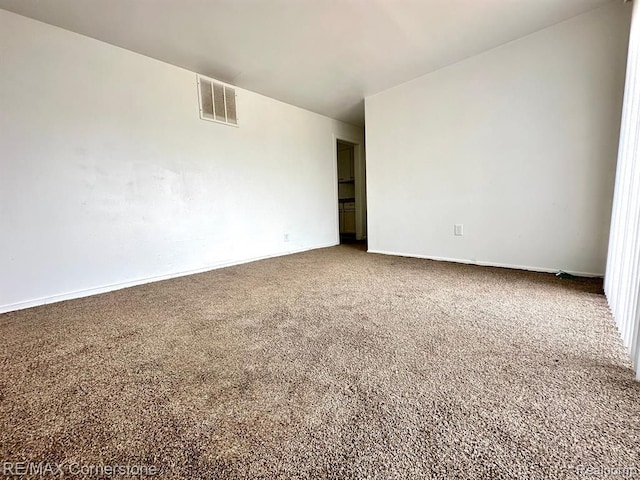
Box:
[0,242,338,314]
[367,249,603,278]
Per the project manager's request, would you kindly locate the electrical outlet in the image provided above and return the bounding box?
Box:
[284,233,289,242]
[454,224,464,236]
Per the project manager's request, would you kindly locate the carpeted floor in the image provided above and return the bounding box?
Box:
[1,245,639,479]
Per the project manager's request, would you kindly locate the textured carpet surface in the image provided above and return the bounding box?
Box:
[1,245,639,479]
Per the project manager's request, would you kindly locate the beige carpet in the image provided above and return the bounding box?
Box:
[1,245,639,479]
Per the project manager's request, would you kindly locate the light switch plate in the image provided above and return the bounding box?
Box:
[454,224,464,236]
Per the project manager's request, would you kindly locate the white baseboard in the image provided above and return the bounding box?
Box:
[367,249,603,278]
[0,242,338,314]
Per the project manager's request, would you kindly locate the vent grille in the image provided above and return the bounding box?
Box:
[197,76,238,126]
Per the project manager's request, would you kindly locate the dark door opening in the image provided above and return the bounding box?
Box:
[336,139,366,246]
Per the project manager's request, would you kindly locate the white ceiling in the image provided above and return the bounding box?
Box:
[0,0,615,126]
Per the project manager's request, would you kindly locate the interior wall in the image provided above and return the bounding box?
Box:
[365,2,630,276]
[605,0,640,381]
[0,9,363,313]
[355,142,367,241]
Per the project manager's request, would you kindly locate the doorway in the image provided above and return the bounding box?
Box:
[336,139,366,245]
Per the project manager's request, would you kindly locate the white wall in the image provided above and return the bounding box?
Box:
[605,0,640,381]
[365,3,630,276]
[0,9,363,313]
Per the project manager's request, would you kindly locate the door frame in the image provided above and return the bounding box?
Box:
[332,134,366,243]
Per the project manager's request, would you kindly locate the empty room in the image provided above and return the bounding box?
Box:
[1,0,640,478]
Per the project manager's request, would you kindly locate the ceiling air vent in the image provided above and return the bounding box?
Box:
[197,76,238,126]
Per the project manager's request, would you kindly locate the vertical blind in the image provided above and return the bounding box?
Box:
[605,0,640,381]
